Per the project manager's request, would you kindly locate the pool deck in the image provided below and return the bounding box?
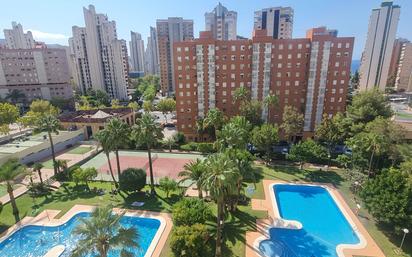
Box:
[0,204,172,257]
[245,179,385,257]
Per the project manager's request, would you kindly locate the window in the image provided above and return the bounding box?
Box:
[285,89,289,95]
[336,52,341,57]
[337,43,342,48]
[277,72,281,78]
[335,62,340,67]
[345,42,350,48]
[276,81,281,86]
[332,88,336,94]
[279,44,284,50]
[231,45,236,51]
[231,82,235,88]
[177,56,182,62]
[288,44,293,50]
[340,80,345,84]
[231,74,235,79]
[295,81,299,86]
[278,54,283,59]
[179,83,183,89]
[223,91,227,96]
[177,47,182,52]
[241,45,245,51]
[297,53,302,59]
[223,82,227,88]
[277,63,282,68]
[231,55,236,61]
[186,83,190,88]
[186,92,191,96]
[287,54,292,59]
[331,97,335,102]
[231,64,235,70]
[222,64,227,70]
[178,66,182,70]
[333,80,337,85]
[287,63,292,68]
[185,47,189,52]
[286,81,290,86]
[296,72,300,77]
[298,44,302,49]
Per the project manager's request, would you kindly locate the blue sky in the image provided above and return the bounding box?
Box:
[1,0,411,59]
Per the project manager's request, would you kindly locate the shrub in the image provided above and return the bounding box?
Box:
[180,142,197,152]
[172,198,212,226]
[174,132,186,145]
[196,142,215,154]
[170,224,211,257]
[159,177,178,198]
[71,167,97,189]
[119,168,146,192]
[28,183,50,197]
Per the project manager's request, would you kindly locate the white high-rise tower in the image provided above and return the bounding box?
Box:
[129,31,145,72]
[205,3,237,40]
[3,22,35,49]
[359,1,401,91]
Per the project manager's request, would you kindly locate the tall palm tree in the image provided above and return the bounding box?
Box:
[70,206,139,257]
[264,94,279,122]
[203,108,225,139]
[202,153,239,257]
[37,114,60,175]
[0,159,28,220]
[131,113,163,195]
[95,130,118,187]
[179,159,206,198]
[55,159,68,173]
[105,118,130,177]
[6,89,26,104]
[32,163,44,184]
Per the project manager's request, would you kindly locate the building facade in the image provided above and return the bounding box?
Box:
[174,28,354,141]
[205,3,237,41]
[129,31,145,72]
[157,18,194,95]
[359,1,400,91]
[145,27,160,75]
[69,5,129,100]
[3,22,35,49]
[394,41,412,92]
[254,7,294,39]
[0,48,73,102]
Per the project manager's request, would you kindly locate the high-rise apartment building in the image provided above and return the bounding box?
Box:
[391,40,412,92]
[129,31,145,72]
[69,5,129,100]
[205,3,237,41]
[0,48,73,102]
[359,1,400,91]
[174,28,353,141]
[145,27,160,75]
[254,7,294,39]
[3,22,35,49]
[157,17,193,95]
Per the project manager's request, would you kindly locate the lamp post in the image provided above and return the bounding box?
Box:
[400,228,409,250]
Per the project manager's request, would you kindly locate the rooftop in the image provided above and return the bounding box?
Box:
[59,108,133,123]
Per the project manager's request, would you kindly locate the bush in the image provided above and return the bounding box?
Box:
[287,139,328,169]
[170,224,211,257]
[28,182,51,197]
[180,142,197,151]
[172,198,212,226]
[196,142,215,154]
[174,132,186,145]
[119,168,146,192]
[159,177,178,198]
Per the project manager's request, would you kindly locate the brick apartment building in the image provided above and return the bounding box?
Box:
[174,27,354,141]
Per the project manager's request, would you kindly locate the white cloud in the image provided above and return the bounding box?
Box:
[24,29,68,41]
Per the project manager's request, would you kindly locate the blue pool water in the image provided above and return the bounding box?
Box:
[259,184,360,257]
[0,212,160,257]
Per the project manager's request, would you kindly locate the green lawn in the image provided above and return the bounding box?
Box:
[66,146,93,155]
[0,184,20,198]
[0,163,410,257]
[396,112,412,120]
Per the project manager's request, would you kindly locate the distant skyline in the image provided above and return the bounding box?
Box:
[1,0,411,59]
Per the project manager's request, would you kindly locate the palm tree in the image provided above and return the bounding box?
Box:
[95,130,118,187]
[0,159,28,220]
[202,153,239,257]
[37,114,60,175]
[55,159,68,173]
[179,159,206,198]
[216,116,251,150]
[105,118,130,177]
[264,94,279,122]
[6,89,26,104]
[70,206,139,257]
[131,113,163,195]
[32,163,44,184]
[203,108,225,139]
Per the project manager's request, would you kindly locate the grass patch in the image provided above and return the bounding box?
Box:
[67,146,93,155]
[0,184,19,198]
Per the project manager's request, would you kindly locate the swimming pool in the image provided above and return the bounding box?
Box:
[0,212,161,257]
[259,184,360,257]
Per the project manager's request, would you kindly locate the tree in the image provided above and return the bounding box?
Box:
[95,130,118,187]
[70,206,140,257]
[5,89,26,104]
[50,96,75,111]
[110,99,121,109]
[170,224,211,257]
[251,124,279,163]
[203,108,225,139]
[72,167,97,190]
[233,86,250,105]
[119,168,146,193]
[95,89,110,106]
[264,94,279,122]
[131,113,163,195]
[105,118,130,177]
[172,198,212,226]
[143,101,153,112]
[127,101,139,112]
[0,159,27,220]
[162,137,176,152]
[179,159,206,198]
[239,100,263,127]
[0,102,19,136]
[360,168,412,230]
[36,114,60,175]
[347,89,392,125]
[55,159,68,174]
[32,163,44,184]
[202,153,239,257]
[159,177,178,198]
[216,116,251,150]
[157,98,176,123]
[23,100,60,126]
[281,105,304,143]
[287,139,328,169]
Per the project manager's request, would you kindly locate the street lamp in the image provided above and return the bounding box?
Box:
[400,228,409,250]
